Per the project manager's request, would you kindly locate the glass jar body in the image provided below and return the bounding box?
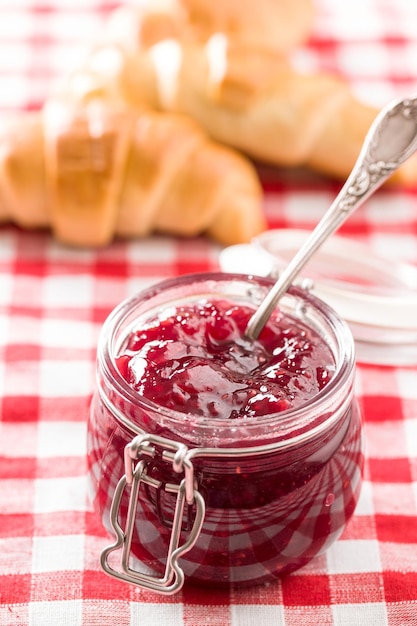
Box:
[87,273,364,589]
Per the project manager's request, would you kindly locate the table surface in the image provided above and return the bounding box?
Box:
[1,1,417,625]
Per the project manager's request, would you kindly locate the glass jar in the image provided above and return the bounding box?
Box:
[87,272,364,594]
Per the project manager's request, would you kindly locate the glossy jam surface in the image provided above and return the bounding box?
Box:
[116,299,335,419]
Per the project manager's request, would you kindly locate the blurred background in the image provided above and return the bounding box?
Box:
[1,0,417,112]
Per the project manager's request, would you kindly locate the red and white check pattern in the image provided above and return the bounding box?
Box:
[1,1,417,625]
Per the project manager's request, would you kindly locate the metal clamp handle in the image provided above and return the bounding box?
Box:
[100,434,206,594]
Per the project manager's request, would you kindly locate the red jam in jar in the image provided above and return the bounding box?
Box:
[116,298,335,420]
[87,273,363,593]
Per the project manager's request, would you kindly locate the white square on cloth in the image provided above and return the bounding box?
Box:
[36,422,86,458]
[29,600,83,626]
[34,475,87,513]
[0,275,13,305]
[42,275,94,308]
[40,319,96,350]
[31,534,85,573]
[39,360,93,397]
[231,604,285,626]
[354,480,375,516]
[130,602,184,625]
[326,539,382,574]
[405,418,417,457]
[331,602,388,626]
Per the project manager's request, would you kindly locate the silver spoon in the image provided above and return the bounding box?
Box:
[245,94,417,340]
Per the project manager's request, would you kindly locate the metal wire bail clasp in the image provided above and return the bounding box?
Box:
[100,433,206,595]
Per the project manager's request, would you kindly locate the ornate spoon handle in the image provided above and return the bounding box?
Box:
[245,95,417,340]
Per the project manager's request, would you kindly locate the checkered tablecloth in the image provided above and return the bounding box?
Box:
[1,1,417,625]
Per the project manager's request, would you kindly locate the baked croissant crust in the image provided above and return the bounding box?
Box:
[89,3,417,187]
[0,79,265,248]
[102,0,315,54]
[180,0,315,52]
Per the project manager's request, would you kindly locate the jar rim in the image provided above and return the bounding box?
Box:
[219,230,417,365]
[97,272,356,448]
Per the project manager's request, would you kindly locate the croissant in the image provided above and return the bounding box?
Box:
[90,5,417,186]
[0,77,265,248]
[102,0,315,55]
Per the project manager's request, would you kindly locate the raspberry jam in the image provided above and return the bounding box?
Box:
[87,273,363,592]
[116,299,335,420]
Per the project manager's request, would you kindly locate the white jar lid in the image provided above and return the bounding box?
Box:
[219,229,417,366]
